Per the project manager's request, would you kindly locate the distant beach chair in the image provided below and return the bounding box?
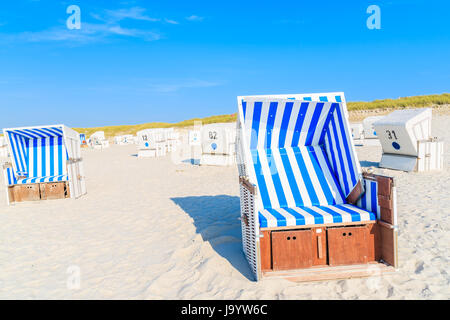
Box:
[363,116,384,139]
[188,130,201,146]
[199,123,236,166]
[79,133,88,148]
[114,134,134,145]
[136,129,166,157]
[89,131,110,150]
[164,128,180,152]
[237,92,398,281]
[2,125,87,205]
[349,123,364,146]
[350,123,364,140]
[0,136,8,158]
[374,108,444,172]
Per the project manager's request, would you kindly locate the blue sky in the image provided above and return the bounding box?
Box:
[0,0,449,128]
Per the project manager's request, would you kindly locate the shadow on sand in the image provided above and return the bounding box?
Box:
[171,195,254,280]
[181,159,200,165]
[360,160,380,168]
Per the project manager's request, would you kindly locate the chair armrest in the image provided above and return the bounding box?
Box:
[67,157,83,164]
[239,176,257,195]
[2,162,12,169]
[346,179,363,204]
[363,172,396,226]
[2,163,18,186]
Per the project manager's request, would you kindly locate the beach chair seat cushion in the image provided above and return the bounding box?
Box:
[258,204,376,228]
[16,174,69,184]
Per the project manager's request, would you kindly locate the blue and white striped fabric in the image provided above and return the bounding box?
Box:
[259,204,376,228]
[357,179,380,218]
[239,97,373,228]
[322,104,358,196]
[292,94,343,103]
[5,167,18,185]
[17,175,68,184]
[241,99,360,199]
[251,146,345,208]
[4,126,69,185]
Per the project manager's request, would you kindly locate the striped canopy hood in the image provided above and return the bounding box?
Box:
[4,125,69,180]
[238,95,362,211]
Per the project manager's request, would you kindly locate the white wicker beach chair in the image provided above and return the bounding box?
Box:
[114,134,134,145]
[2,124,87,205]
[236,92,398,281]
[137,129,166,157]
[165,128,180,152]
[199,123,236,166]
[89,131,110,149]
[374,108,444,172]
[363,116,384,139]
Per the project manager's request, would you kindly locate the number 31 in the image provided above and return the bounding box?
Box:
[386,130,398,140]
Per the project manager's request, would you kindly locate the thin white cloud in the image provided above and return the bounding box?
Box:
[0,6,178,45]
[145,79,220,93]
[186,15,204,22]
[91,7,179,26]
[102,7,160,22]
[0,23,161,44]
[84,79,222,94]
[164,19,179,25]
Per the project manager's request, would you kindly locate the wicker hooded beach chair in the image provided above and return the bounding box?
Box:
[236,92,398,281]
[3,124,87,205]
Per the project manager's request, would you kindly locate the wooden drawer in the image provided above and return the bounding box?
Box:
[271,229,313,271]
[327,225,370,266]
[40,182,69,200]
[8,184,41,202]
[259,230,272,272]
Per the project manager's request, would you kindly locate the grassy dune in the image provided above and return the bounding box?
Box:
[347,93,450,111]
[74,93,449,137]
[74,113,237,137]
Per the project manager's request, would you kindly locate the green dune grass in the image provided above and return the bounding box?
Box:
[74,93,449,137]
[347,93,450,111]
[74,113,237,137]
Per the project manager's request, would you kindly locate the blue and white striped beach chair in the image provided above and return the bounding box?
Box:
[236,92,398,281]
[2,125,87,205]
[80,133,88,146]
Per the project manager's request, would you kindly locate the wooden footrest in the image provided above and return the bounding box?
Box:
[262,262,395,282]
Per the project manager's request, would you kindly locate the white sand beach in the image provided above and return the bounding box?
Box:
[0,115,449,300]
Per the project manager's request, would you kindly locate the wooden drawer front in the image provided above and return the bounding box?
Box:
[260,230,272,272]
[327,226,369,266]
[10,184,41,202]
[40,182,67,200]
[312,228,327,266]
[271,229,313,271]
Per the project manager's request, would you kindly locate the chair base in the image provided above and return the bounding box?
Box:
[257,221,398,281]
[262,261,395,282]
[8,181,70,203]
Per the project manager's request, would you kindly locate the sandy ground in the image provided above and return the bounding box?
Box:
[0,116,449,300]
